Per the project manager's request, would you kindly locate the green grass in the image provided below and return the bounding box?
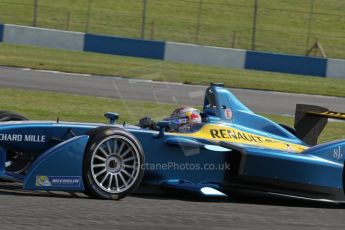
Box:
[1,43,345,97]
[0,87,176,124]
[0,0,345,58]
[0,87,344,144]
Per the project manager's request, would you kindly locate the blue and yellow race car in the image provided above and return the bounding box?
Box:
[0,83,344,202]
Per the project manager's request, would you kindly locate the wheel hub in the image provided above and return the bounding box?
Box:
[106,155,123,173]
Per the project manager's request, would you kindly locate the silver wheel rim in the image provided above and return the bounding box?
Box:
[91,135,141,194]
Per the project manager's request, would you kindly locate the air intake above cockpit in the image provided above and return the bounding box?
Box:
[210,82,224,87]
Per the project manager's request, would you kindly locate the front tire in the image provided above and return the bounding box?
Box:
[83,128,144,200]
[0,111,30,174]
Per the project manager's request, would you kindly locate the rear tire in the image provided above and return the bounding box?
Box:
[83,127,144,200]
[0,111,28,122]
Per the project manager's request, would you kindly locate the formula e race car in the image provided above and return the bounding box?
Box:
[0,83,344,202]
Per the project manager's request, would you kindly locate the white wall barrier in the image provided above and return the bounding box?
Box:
[164,42,245,69]
[326,58,345,79]
[3,24,84,51]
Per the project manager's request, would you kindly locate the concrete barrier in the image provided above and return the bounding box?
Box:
[84,34,165,59]
[245,51,327,77]
[1,23,345,79]
[164,42,245,69]
[326,59,345,79]
[3,24,84,51]
[0,24,3,42]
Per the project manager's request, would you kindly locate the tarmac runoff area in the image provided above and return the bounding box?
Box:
[0,182,344,230]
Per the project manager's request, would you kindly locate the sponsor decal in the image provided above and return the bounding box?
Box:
[191,113,200,121]
[210,128,263,143]
[224,109,232,120]
[177,118,187,124]
[36,176,81,187]
[36,176,52,186]
[190,111,201,124]
[333,146,343,161]
[0,134,46,143]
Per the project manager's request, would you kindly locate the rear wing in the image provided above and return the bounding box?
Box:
[307,111,345,120]
[294,104,345,146]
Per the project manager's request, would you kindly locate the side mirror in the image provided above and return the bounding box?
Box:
[156,121,171,138]
[104,112,119,125]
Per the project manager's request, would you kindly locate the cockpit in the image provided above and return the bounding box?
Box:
[132,83,301,141]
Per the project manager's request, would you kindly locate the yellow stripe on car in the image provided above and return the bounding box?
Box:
[175,124,308,153]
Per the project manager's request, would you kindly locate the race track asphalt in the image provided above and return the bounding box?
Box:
[0,66,344,115]
[0,66,345,229]
[0,182,344,230]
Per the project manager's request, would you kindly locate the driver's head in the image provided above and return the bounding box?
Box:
[167,106,202,132]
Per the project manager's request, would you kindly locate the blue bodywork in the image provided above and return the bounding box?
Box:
[0,85,344,202]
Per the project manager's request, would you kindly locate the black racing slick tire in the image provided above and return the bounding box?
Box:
[83,127,145,200]
[0,111,28,122]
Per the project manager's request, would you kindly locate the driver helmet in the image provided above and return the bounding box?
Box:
[167,106,202,132]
